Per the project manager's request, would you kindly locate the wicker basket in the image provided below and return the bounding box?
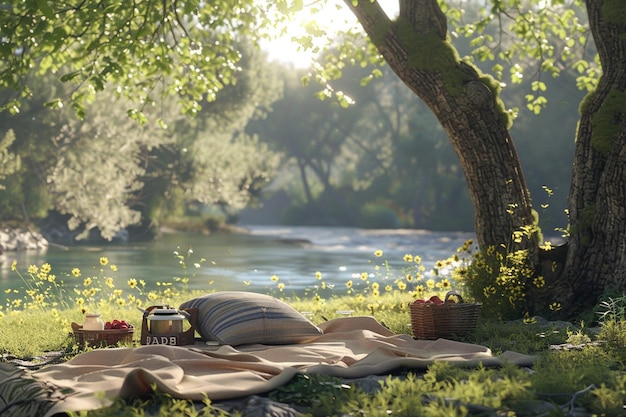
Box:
[71,322,134,347]
[410,291,480,340]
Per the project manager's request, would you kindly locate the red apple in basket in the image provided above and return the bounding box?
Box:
[428,295,443,304]
[105,319,131,329]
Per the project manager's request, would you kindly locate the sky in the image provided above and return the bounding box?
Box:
[263,1,399,68]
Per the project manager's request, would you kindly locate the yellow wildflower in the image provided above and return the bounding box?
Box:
[447,294,461,303]
[11,260,17,271]
[403,254,413,262]
[483,286,496,298]
[128,278,138,288]
[110,264,118,272]
[374,250,383,257]
[426,279,435,289]
[270,275,279,282]
[360,272,368,281]
[346,280,353,289]
[99,257,109,266]
[315,271,322,280]
[71,268,81,277]
[83,277,92,287]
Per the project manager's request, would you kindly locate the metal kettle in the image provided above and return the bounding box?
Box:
[146,307,188,335]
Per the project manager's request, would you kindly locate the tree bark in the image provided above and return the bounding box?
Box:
[557,0,626,315]
[344,0,540,256]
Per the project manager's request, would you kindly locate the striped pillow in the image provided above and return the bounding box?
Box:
[179,291,323,345]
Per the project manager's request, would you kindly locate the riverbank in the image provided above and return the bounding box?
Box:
[0,227,48,254]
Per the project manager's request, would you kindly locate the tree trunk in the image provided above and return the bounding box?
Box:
[346,0,626,317]
[556,0,626,315]
[344,0,540,256]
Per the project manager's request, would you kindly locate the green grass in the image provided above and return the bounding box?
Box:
[3,295,626,416]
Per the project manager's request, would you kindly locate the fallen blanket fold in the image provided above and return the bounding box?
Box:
[31,316,534,416]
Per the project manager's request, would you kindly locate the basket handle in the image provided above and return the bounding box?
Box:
[444,290,464,304]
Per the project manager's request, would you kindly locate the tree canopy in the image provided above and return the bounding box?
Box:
[0,0,293,120]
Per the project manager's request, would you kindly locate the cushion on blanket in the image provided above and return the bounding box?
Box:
[180,291,323,345]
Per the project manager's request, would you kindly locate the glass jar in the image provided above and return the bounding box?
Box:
[83,313,105,331]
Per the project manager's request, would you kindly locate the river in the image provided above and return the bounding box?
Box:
[0,226,475,297]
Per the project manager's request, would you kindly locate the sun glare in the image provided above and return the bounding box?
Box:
[262,1,399,68]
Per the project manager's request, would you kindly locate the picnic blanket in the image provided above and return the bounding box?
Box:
[29,316,534,416]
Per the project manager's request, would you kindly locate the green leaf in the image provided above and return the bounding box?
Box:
[531,81,547,92]
[59,71,81,82]
[35,0,54,19]
[127,109,148,125]
[90,75,105,91]
[43,98,63,109]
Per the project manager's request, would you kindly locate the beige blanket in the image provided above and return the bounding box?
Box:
[32,317,533,416]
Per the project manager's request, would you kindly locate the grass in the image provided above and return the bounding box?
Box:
[2,249,626,416]
[3,295,626,416]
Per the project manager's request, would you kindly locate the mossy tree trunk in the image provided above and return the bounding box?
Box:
[344,0,541,256]
[346,0,626,316]
[557,0,626,315]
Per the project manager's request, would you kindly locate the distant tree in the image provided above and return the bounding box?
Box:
[0,130,20,188]
[249,64,472,229]
[1,30,282,239]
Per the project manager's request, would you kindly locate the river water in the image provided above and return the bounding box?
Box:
[0,226,475,297]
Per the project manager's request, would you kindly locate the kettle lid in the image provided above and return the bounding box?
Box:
[148,307,185,320]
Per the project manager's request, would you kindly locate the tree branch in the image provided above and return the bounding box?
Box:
[399,0,447,39]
